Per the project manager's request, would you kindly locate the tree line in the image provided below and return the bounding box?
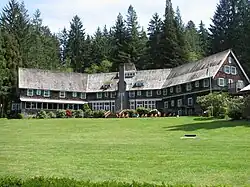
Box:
[0,0,250,115]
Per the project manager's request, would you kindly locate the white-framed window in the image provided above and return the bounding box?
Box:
[237,80,244,89]
[97,92,102,99]
[170,87,173,93]
[176,85,181,93]
[44,90,50,97]
[104,92,109,98]
[59,91,66,98]
[72,92,77,98]
[195,81,199,88]
[130,101,135,109]
[228,56,233,64]
[186,83,192,91]
[92,102,104,111]
[177,99,182,107]
[203,79,209,87]
[36,90,41,95]
[129,91,135,98]
[163,89,167,96]
[224,65,230,74]
[111,92,116,98]
[12,103,20,111]
[136,101,143,108]
[164,101,168,109]
[137,90,141,96]
[231,66,237,75]
[81,93,86,99]
[157,90,161,95]
[218,78,225,87]
[144,100,156,110]
[146,90,152,97]
[188,97,193,106]
[171,100,175,107]
[27,89,33,96]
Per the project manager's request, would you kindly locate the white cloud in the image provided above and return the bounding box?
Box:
[2,0,220,34]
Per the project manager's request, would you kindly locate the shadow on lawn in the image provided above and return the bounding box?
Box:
[165,119,250,131]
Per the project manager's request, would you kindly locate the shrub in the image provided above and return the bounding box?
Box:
[136,107,150,116]
[242,96,250,120]
[47,111,56,119]
[123,109,136,117]
[17,113,24,119]
[227,97,244,120]
[83,103,91,111]
[93,110,105,118]
[149,109,159,115]
[56,110,66,118]
[36,110,47,119]
[73,110,84,118]
[84,109,93,118]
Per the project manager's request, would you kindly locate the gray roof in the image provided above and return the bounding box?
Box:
[18,50,231,92]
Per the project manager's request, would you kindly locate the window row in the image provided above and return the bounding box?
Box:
[217,78,244,88]
[129,100,156,110]
[91,102,115,112]
[27,89,51,97]
[25,102,84,110]
[164,97,194,109]
[223,65,237,75]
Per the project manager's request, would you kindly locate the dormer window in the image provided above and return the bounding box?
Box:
[176,85,181,93]
[81,93,86,99]
[146,90,152,97]
[59,91,66,98]
[44,90,50,97]
[72,92,77,98]
[125,72,136,78]
[36,90,41,95]
[186,83,192,91]
[104,92,109,97]
[27,89,33,96]
[134,81,144,87]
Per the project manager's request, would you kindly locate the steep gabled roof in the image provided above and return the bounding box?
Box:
[163,49,230,88]
[18,68,88,92]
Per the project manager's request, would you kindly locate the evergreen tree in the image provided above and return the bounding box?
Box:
[58,27,68,65]
[67,15,86,72]
[198,21,210,56]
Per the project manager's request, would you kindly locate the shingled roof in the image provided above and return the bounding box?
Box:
[18,49,233,92]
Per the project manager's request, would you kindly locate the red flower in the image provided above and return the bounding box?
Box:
[66,109,72,117]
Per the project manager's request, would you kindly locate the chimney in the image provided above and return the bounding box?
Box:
[118,63,125,92]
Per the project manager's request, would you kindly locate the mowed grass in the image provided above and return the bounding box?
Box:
[0,117,250,186]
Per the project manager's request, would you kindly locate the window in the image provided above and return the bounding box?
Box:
[157,90,161,95]
[104,102,110,111]
[36,90,41,95]
[130,101,135,109]
[177,99,182,107]
[27,89,33,96]
[224,65,230,74]
[170,87,173,93]
[146,90,152,97]
[171,100,175,107]
[218,78,225,87]
[44,90,50,97]
[81,93,86,99]
[111,92,116,98]
[72,92,77,98]
[186,83,192,91]
[12,103,20,111]
[237,80,244,89]
[97,92,102,99]
[188,98,193,106]
[228,56,233,64]
[137,90,141,96]
[164,101,168,109]
[136,101,143,108]
[231,66,237,75]
[176,85,181,93]
[92,102,104,111]
[135,82,144,87]
[104,92,109,98]
[228,79,233,84]
[59,91,66,98]
[144,100,156,109]
[163,89,167,96]
[203,79,209,87]
[129,91,135,98]
[195,81,199,88]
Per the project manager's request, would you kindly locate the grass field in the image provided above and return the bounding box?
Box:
[0,117,250,186]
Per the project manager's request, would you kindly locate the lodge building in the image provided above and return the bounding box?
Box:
[12,49,250,115]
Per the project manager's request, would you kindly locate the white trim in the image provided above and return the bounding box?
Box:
[36,90,41,95]
[212,50,231,79]
[129,98,162,102]
[27,89,33,96]
[224,65,230,74]
[43,90,50,97]
[20,97,87,104]
[72,92,77,98]
[230,50,250,82]
[88,100,115,103]
[59,91,66,98]
[240,84,250,92]
[230,66,237,75]
[80,93,86,99]
[218,78,225,87]
[146,90,152,97]
[96,92,102,99]
[163,89,210,99]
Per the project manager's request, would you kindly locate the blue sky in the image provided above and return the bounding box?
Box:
[0,0,219,35]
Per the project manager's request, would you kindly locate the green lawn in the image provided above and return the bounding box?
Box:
[0,117,249,186]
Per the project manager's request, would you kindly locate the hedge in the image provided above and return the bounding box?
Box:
[0,177,230,187]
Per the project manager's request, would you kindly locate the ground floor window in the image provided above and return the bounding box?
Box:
[24,102,83,110]
[91,101,115,112]
[130,100,156,110]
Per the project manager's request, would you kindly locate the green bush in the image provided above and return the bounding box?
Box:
[136,107,150,116]
[84,109,93,118]
[93,110,105,118]
[36,110,47,119]
[243,96,250,120]
[149,109,159,115]
[47,111,56,119]
[83,103,91,111]
[227,97,244,120]
[56,110,66,118]
[73,109,84,118]
[17,113,24,119]
[123,109,136,117]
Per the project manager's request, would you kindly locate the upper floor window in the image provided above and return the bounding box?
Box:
[157,90,161,95]
[72,92,77,98]
[186,83,192,91]
[110,92,116,98]
[231,66,237,75]
[97,92,102,99]
[163,89,167,96]
[81,93,86,99]
[188,97,193,106]
[218,78,225,87]
[59,91,66,98]
[104,92,109,98]
[146,90,152,97]
[36,90,41,95]
[228,79,233,84]
[203,79,209,87]
[164,101,168,109]
[195,81,199,88]
[170,87,173,93]
[177,99,182,107]
[44,90,50,97]
[224,65,230,74]
[137,90,141,96]
[27,89,33,96]
[176,85,181,93]
[129,91,135,98]
[228,56,234,64]
[171,100,175,107]
[237,80,244,89]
